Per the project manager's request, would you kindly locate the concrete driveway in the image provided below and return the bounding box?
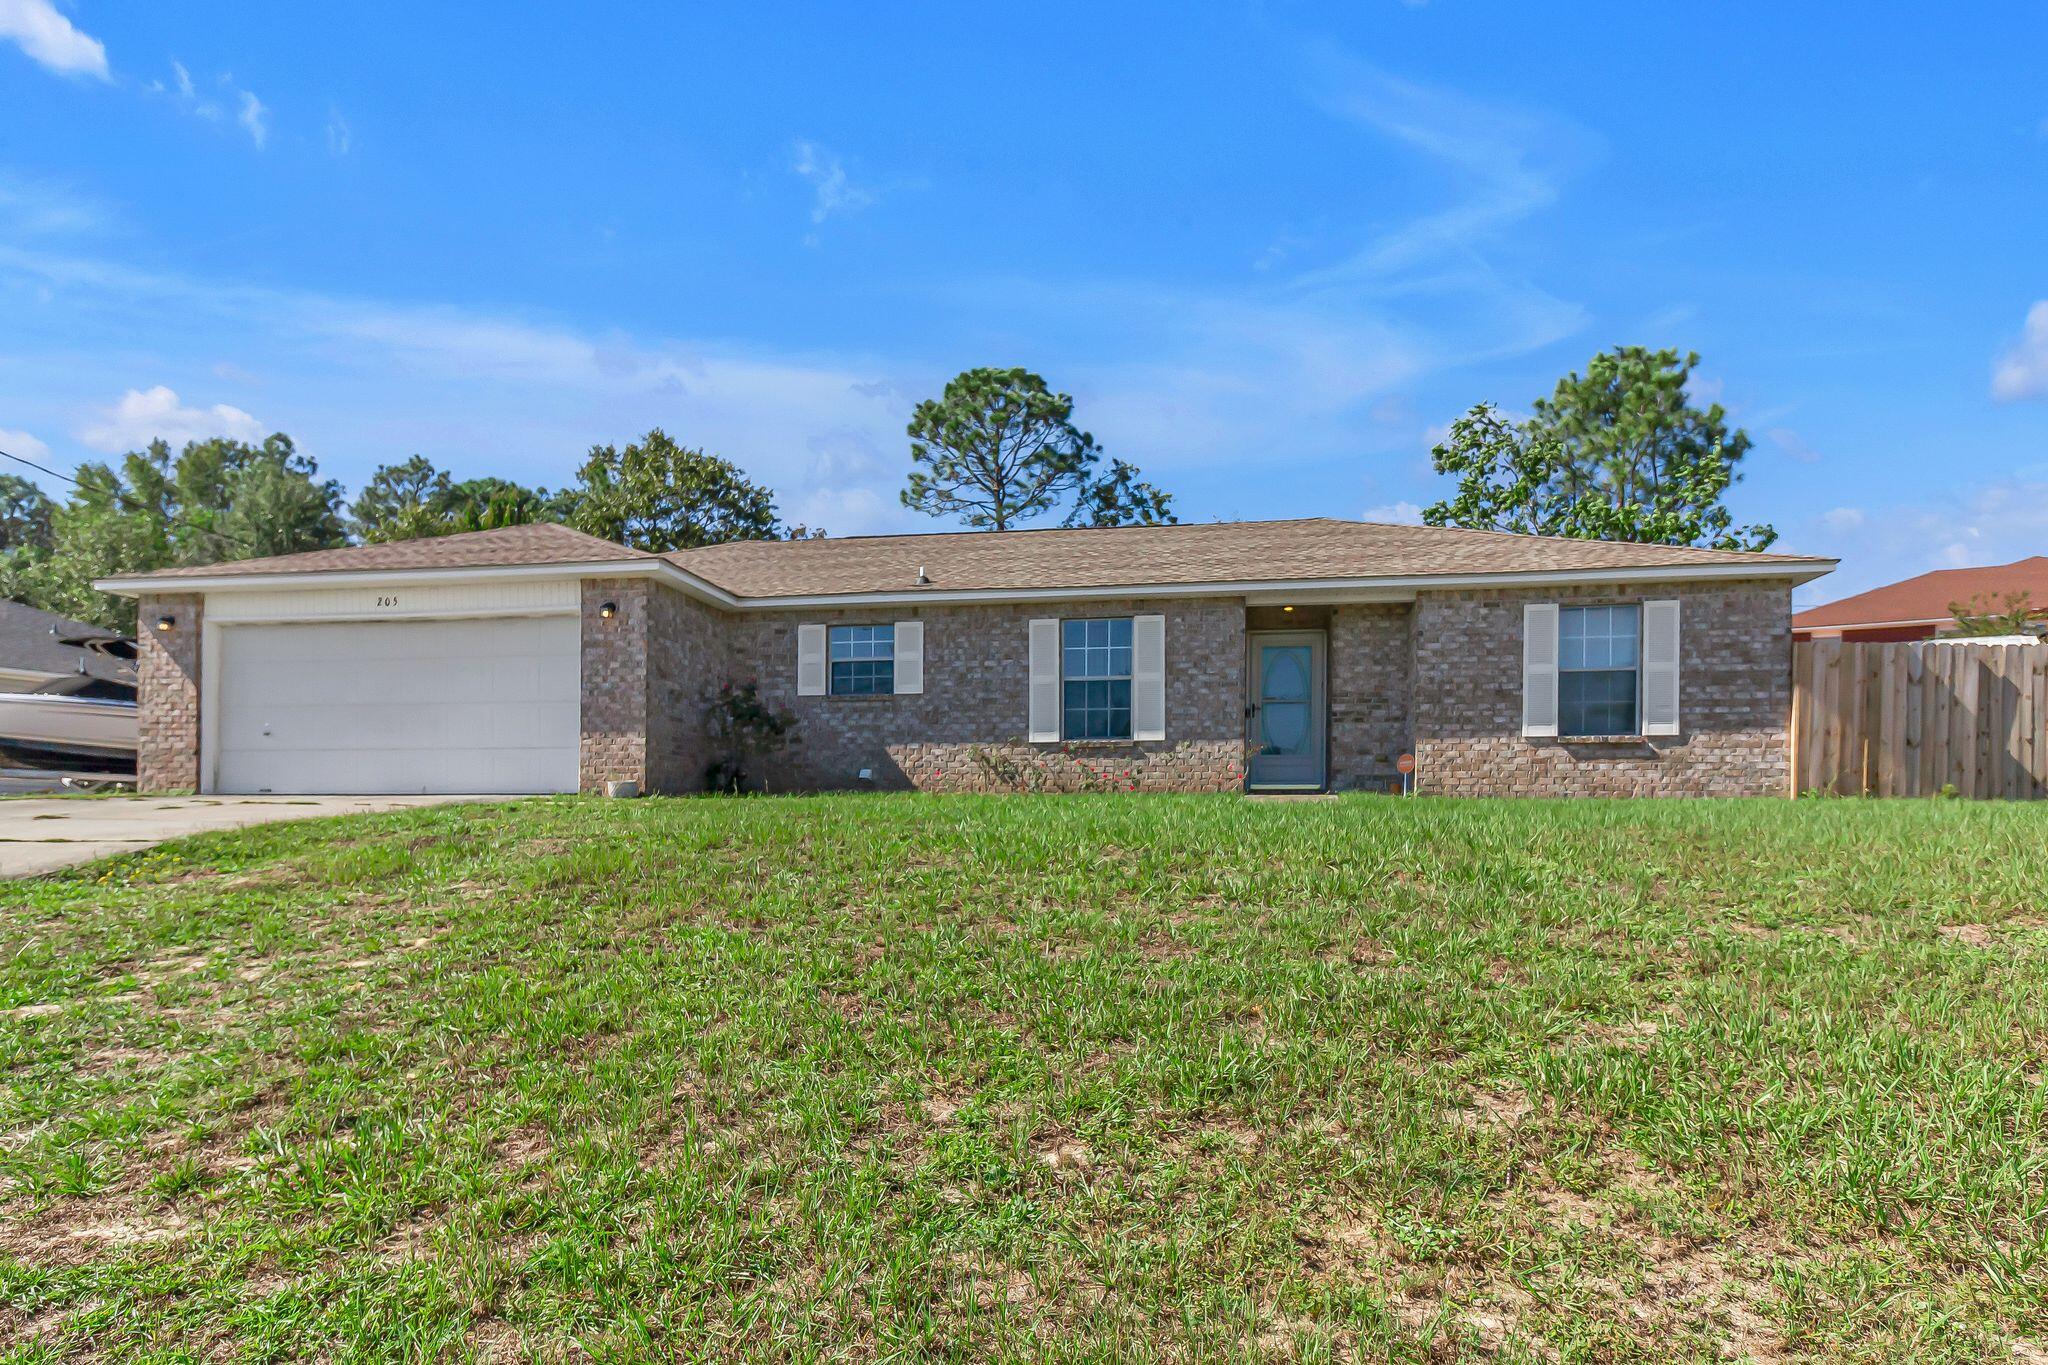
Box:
[0,794,504,879]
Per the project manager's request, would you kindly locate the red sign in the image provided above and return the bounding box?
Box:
[1396,752,1416,774]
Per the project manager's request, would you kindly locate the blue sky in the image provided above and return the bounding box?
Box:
[2,2,2045,603]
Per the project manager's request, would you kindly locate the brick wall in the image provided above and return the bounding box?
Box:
[579,578,651,793]
[1328,603,1413,792]
[732,597,1249,792]
[135,593,202,793]
[1409,579,1793,797]
[645,582,734,793]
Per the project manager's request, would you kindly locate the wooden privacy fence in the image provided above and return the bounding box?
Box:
[1791,641,2048,798]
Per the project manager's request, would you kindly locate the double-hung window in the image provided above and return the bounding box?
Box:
[1558,604,1639,736]
[1061,618,1132,740]
[828,624,894,696]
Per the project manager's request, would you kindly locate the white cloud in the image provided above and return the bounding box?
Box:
[326,108,352,156]
[1362,500,1424,524]
[0,0,109,80]
[791,139,878,238]
[78,386,264,452]
[237,89,269,149]
[1799,476,2048,600]
[0,172,108,238]
[151,62,270,146]
[0,427,50,462]
[1766,426,1822,463]
[1991,300,2048,401]
[1292,46,1599,284]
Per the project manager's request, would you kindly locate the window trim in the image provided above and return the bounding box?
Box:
[1556,602,1643,738]
[826,622,895,698]
[1059,615,1135,742]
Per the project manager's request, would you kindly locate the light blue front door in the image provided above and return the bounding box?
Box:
[1246,631,1325,789]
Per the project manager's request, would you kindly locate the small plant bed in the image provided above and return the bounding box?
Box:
[0,795,2041,1361]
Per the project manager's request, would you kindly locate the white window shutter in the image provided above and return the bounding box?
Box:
[797,623,827,697]
[1522,603,1560,737]
[1027,618,1060,742]
[1132,614,1166,741]
[1641,599,1681,736]
[893,620,924,695]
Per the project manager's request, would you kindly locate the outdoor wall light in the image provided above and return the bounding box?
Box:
[154,615,176,632]
[1282,605,1295,613]
[598,601,618,620]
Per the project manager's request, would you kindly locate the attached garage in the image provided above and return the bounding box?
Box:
[209,614,581,796]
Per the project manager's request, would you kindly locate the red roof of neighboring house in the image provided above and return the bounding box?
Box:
[1792,556,2048,632]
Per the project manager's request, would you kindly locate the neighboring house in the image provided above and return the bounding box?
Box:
[1792,556,2048,642]
[97,519,1833,799]
[0,600,137,698]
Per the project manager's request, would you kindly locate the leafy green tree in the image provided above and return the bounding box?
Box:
[0,434,345,630]
[1065,457,1175,528]
[0,475,53,552]
[1947,592,2041,637]
[351,455,456,542]
[447,477,561,533]
[1423,347,1775,551]
[902,367,1176,531]
[568,429,795,552]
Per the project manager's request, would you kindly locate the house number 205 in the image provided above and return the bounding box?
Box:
[376,595,399,607]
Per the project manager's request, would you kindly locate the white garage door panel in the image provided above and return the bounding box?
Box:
[215,616,580,794]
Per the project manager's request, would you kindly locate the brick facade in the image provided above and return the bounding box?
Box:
[135,593,203,793]
[645,582,733,793]
[1327,603,1414,793]
[129,570,1796,801]
[578,578,651,793]
[1408,579,1793,798]
[737,597,1249,793]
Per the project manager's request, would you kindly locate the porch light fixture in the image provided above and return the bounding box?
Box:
[154,614,176,632]
[598,601,618,620]
[1282,605,1295,613]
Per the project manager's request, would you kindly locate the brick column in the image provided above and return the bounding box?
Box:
[579,578,651,792]
[136,593,203,792]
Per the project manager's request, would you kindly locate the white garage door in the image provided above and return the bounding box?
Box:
[214,615,581,795]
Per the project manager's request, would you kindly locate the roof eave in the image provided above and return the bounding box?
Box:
[97,553,1834,609]
[715,557,1838,609]
[94,557,744,608]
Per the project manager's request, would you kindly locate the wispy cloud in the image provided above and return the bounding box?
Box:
[1801,475,2048,600]
[1362,500,1424,524]
[0,427,50,462]
[791,139,878,241]
[78,385,264,453]
[150,62,269,148]
[1991,300,2048,401]
[237,88,269,149]
[325,108,352,156]
[1766,426,1823,463]
[0,0,109,80]
[0,172,109,238]
[1291,45,1600,285]
[0,240,925,532]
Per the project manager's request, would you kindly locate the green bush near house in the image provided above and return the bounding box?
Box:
[0,795,2042,1361]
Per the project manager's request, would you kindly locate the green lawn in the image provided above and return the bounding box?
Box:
[0,795,2043,1363]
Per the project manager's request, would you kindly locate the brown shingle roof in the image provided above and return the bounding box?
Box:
[122,522,649,580]
[1792,556,2048,630]
[105,517,1831,599]
[672,518,1829,599]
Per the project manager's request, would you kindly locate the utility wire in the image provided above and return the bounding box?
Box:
[0,443,260,556]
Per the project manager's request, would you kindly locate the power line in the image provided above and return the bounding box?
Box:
[0,444,260,556]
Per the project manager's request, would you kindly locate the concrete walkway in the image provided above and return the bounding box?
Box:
[0,794,503,879]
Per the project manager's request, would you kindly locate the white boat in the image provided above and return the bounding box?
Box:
[0,691,137,774]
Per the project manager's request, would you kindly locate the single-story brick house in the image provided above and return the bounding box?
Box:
[98,518,1833,798]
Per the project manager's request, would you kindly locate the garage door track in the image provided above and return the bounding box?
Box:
[0,795,501,879]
